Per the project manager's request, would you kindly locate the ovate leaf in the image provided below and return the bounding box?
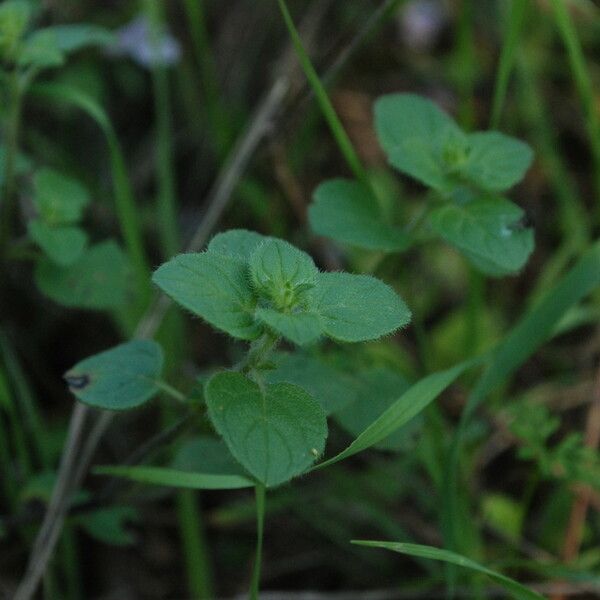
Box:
[352,541,544,600]
[309,179,409,251]
[45,24,114,53]
[35,240,130,309]
[152,252,261,340]
[77,506,138,546]
[428,197,534,276]
[463,132,533,192]
[64,340,163,410]
[207,229,268,261]
[310,272,411,342]
[255,307,322,346]
[18,29,64,68]
[205,372,328,487]
[33,168,90,226]
[28,220,87,266]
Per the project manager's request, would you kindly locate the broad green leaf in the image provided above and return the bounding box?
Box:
[463,131,533,192]
[77,506,138,546]
[310,272,411,342]
[309,179,409,251]
[152,252,261,340]
[94,465,253,490]
[18,29,64,68]
[316,360,474,469]
[266,352,358,414]
[35,240,131,310]
[352,541,544,600]
[207,229,269,261]
[335,369,416,451]
[44,24,114,53]
[28,220,87,266]
[64,340,163,410]
[249,238,318,302]
[172,436,247,477]
[374,93,463,191]
[428,197,534,276]
[33,168,90,226]
[255,307,322,346]
[205,372,327,487]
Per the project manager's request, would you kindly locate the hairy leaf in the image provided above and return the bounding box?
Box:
[255,307,322,346]
[205,372,327,487]
[64,340,163,410]
[207,229,269,261]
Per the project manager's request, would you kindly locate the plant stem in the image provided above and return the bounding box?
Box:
[147,0,179,259]
[176,490,215,599]
[550,0,600,209]
[155,378,187,403]
[249,483,266,600]
[276,0,369,187]
[1,70,24,253]
[454,0,476,128]
[490,0,530,128]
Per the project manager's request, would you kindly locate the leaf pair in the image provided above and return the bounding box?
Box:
[310,93,535,276]
[152,229,411,346]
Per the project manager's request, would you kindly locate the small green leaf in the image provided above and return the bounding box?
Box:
[375,93,462,191]
[77,506,138,546]
[309,179,409,251]
[335,369,416,451]
[310,272,411,342]
[205,371,328,487]
[94,465,253,490]
[428,197,534,276]
[351,541,544,600]
[255,307,322,346]
[35,240,131,309]
[18,29,64,68]
[33,168,90,226]
[0,1,32,60]
[28,220,87,266]
[316,360,475,469]
[249,238,318,303]
[266,352,357,415]
[463,131,533,192]
[207,229,269,261]
[64,340,163,410]
[152,252,261,341]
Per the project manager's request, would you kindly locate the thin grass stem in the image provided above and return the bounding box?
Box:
[250,483,266,600]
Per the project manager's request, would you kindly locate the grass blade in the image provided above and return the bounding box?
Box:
[94,465,254,490]
[352,541,545,600]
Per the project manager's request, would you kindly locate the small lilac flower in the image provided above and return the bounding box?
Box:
[399,0,447,52]
[108,15,181,69]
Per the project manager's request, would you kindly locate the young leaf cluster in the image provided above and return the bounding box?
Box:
[309,93,535,276]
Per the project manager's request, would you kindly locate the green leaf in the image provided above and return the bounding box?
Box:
[44,24,114,53]
[207,229,269,261]
[64,340,163,410]
[205,371,328,487]
[462,132,533,192]
[0,1,32,60]
[374,93,463,191]
[77,506,138,546]
[18,29,64,68]
[94,465,253,490]
[35,240,131,310]
[33,168,90,226]
[316,360,475,469]
[172,436,248,477]
[428,197,534,276]
[310,272,411,342]
[309,179,409,251]
[266,352,358,415]
[249,238,318,301]
[351,541,545,600]
[28,220,87,266]
[152,252,261,341]
[335,369,416,451]
[255,307,322,346]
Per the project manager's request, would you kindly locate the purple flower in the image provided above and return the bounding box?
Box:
[399,0,447,52]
